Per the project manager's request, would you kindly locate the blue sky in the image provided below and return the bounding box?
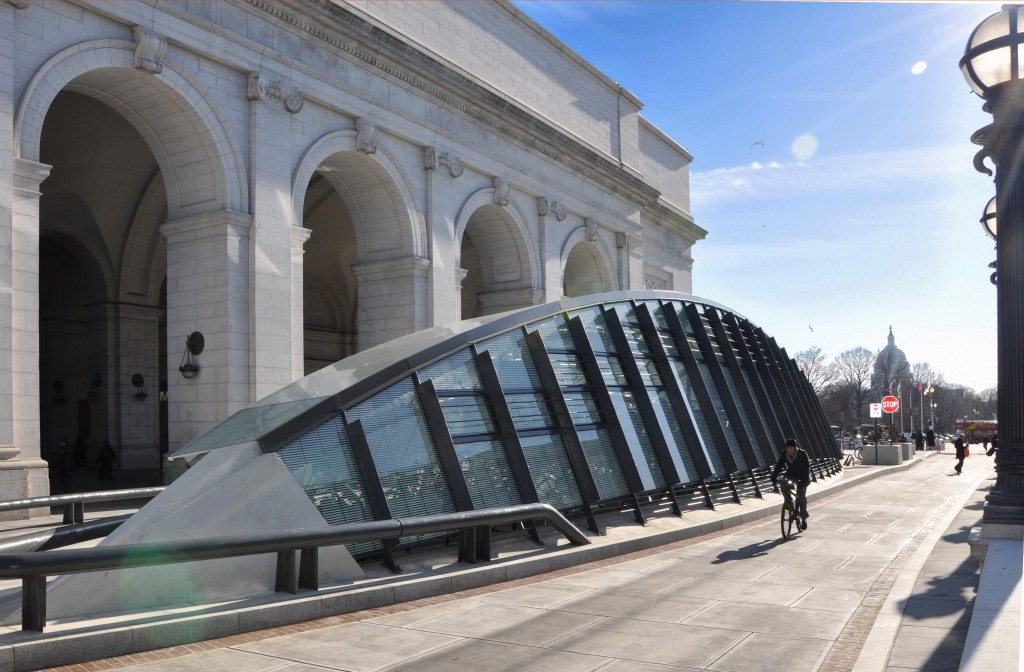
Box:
[515,1,1000,392]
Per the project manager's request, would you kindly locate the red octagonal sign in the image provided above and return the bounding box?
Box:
[881,395,900,413]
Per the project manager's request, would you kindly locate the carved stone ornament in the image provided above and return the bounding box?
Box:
[616,231,628,249]
[538,198,567,221]
[355,118,379,155]
[133,26,167,75]
[585,218,599,242]
[247,72,304,114]
[644,278,667,291]
[424,147,463,178]
[6,0,32,9]
[492,177,510,206]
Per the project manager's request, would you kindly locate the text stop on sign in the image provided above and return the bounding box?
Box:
[881,395,900,413]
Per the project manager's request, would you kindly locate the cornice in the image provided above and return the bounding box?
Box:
[644,201,707,245]
[247,0,662,209]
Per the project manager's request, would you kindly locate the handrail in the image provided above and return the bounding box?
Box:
[0,502,589,632]
[0,487,165,524]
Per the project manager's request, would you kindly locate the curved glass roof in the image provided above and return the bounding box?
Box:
[173,291,838,549]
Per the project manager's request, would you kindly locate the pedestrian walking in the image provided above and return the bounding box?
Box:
[96,441,117,485]
[954,434,966,475]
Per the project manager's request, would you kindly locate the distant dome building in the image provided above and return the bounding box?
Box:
[872,327,910,393]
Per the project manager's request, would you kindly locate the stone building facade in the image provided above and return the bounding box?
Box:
[0,0,703,504]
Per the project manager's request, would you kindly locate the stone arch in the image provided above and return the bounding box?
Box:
[120,174,167,306]
[15,39,246,218]
[291,130,426,261]
[454,187,541,299]
[292,129,425,369]
[560,226,617,297]
[38,192,116,301]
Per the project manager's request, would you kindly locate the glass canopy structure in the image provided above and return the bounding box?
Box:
[173,291,839,558]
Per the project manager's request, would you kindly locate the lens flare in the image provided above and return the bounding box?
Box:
[791,134,819,161]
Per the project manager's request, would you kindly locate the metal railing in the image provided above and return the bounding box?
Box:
[0,487,165,524]
[0,503,589,632]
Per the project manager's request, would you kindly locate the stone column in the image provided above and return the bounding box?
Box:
[0,158,53,509]
[616,231,645,291]
[290,226,311,379]
[87,303,162,470]
[160,210,252,455]
[424,145,463,327]
[249,87,303,398]
[352,256,430,351]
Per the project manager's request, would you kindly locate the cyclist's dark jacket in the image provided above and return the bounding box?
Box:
[772,447,811,485]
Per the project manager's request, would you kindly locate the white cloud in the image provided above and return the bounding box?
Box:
[691,145,975,211]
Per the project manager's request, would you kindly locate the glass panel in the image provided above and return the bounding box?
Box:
[576,428,629,499]
[454,439,521,509]
[673,359,725,474]
[741,367,772,442]
[608,389,664,490]
[570,306,617,353]
[348,379,456,527]
[478,331,540,389]
[437,395,495,436]
[419,351,481,390]
[520,434,583,508]
[277,415,379,557]
[723,367,767,466]
[697,362,746,471]
[649,389,697,483]
[531,315,576,351]
[505,393,554,431]
[595,355,628,386]
[563,391,603,425]
[178,397,326,457]
[549,352,590,386]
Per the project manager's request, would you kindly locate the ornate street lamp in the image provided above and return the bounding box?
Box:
[962,4,1024,527]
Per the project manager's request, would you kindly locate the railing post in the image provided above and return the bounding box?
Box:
[22,576,46,632]
[298,547,318,591]
[275,550,298,594]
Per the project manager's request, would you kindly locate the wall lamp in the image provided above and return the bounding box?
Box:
[132,373,147,401]
[178,331,204,380]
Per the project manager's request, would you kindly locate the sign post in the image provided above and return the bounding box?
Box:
[882,395,900,443]
[870,402,882,445]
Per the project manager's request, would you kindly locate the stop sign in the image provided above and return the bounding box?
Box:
[881,395,900,413]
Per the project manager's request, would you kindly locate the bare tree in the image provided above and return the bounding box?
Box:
[833,347,875,427]
[795,346,835,396]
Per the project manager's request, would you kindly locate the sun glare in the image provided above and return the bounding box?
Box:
[791,134,819,161]
[911,60,928,75]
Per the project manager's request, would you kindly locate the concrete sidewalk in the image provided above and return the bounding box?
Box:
[22,448,989,672]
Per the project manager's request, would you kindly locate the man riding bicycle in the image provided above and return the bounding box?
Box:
[772,438,811,530]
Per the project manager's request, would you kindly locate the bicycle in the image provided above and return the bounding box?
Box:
[776,477,804,540]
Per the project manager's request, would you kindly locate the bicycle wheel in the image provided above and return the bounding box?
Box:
[780,503,797,539]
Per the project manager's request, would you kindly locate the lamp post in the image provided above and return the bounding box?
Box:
[962,4,1024,526]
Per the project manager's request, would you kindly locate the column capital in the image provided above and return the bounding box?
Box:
[12,158,51,198]
[291,226,313,250]
[160,210,253,244]
[352,256,431,281]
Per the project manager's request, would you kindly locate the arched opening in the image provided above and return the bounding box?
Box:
[563,240,613,298]
[39,89,167,490]
[458,203,535,318]
[302,173,357,374]
[300,148,419,371]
